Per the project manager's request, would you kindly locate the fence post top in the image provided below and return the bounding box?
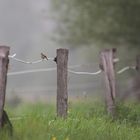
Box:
[0,46,10,50]
[0,46,10,58]
[57,48,69,52]
[100,48,117,53]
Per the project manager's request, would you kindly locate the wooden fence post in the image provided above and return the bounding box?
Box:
[0,46,10,127]
[135,55,140,100]
[100,48,117,117]
[136,55,140,72]
[56,48,68,118]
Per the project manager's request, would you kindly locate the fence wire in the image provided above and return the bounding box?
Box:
[8,53,54,64]
[68,69,102,75]
[7,66,136,76]
[7,53,136,76]
[117,66,136,74]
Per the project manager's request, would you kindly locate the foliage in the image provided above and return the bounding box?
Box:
[51,0,140,48]
[1,101,140,140]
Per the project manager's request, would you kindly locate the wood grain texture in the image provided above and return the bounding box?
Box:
[0,46,9,127]
[57,48,68,118]
[100,48,116,117]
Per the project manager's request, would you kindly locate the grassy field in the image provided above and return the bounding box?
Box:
[1,99,140,140]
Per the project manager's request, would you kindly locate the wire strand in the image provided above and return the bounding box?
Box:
[7,68,56,76]
[117,66,136,74]
[7,65,136,76]
[8,54,54,64]
[68,69,102,75]
[7,54,136,76]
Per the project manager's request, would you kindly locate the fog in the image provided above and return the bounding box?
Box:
[0,0,102,103]
[0,1,138,103]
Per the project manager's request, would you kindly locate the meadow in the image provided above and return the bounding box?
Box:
[1,99,140,140]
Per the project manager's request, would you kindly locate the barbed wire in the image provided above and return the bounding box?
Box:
[68,69,102,75]
[117,66,136,74]
[7,53,137,76]
[7,65,136,76]
[8,53,54,64]
[8,53,120,65]
[7,68,57,76]
[7,68,102,76]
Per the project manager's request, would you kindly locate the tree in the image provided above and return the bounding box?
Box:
[51,0,140,48]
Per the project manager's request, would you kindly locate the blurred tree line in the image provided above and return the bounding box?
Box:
[51,0,140,49]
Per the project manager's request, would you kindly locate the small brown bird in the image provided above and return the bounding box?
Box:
[41,53,48,60]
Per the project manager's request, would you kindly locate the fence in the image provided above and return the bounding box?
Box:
[0,46,139,131]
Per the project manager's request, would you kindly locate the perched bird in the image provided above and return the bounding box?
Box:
[41,53,48,60]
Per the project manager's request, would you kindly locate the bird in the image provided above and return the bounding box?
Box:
[41,53,48,60]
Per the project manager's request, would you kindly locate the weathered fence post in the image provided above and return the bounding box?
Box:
[100,48,117,117]
[0,46,10,127]
[135,55,140,100]
[56,48,68,118]
[136,55,140,72]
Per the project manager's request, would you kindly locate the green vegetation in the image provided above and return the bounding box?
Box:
[1,100,140,140]
[52,0,140,48]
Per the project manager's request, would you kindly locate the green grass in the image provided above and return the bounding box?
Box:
[1,100,140,140]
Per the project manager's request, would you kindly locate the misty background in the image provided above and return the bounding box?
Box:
[0,0,139,104]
